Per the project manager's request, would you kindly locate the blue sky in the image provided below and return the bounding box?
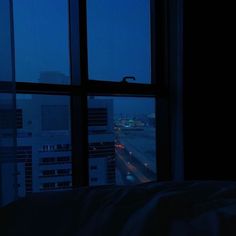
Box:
[87,0,151,83]
[13,0,70,82]
[13,0,154,115]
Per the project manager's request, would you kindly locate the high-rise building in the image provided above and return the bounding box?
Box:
[16,95,72,195]
[88,98,116,185]
[15,72,115,197]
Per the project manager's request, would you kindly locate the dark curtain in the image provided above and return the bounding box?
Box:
[0,0,17,206]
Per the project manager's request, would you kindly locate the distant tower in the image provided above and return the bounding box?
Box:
[88,99,116,185]
[39,71,69,84]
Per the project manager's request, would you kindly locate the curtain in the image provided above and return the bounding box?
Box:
[0,0,17,206]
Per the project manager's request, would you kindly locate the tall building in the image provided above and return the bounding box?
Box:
[88,98,116,185]
[15,72,115,197]
[16,95,72,196]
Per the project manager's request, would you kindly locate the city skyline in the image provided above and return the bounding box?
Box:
[14,81,156,196]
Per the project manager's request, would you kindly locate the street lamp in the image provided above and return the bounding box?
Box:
[144,163,148,171]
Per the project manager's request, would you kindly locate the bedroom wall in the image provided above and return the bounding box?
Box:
[183,1,234,180]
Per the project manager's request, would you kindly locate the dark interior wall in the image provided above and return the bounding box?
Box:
[183,1,234,180]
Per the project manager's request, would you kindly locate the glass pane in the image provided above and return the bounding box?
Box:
[87,0,151,83]
[88,96,156,186]
[0,0,14,83]
[13,0,70,84]
[16,94,71,197]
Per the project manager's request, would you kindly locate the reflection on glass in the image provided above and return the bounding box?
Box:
[0,0,14,83]
[87,0,151,83]
[88,96,157,186]
[16,94,71,197]
[13,0,70,83]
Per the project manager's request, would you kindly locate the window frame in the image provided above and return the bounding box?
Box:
[12,0,173,187]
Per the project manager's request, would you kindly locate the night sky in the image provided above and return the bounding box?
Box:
[13,0,154,115]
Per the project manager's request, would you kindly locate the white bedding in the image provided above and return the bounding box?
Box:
[1,181,236,236]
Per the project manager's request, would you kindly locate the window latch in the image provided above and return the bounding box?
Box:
[121,76,136,83]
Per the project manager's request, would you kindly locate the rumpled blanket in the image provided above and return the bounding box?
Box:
[1,181,236,236]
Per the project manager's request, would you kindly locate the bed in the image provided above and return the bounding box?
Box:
[1,181,236,236]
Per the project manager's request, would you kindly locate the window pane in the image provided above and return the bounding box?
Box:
[13,0,70,84]
[0,0,14,83]
[87,0,151,83]
[88,97,157,186]
[16,94,71,197]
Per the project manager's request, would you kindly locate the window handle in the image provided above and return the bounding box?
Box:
[121,76,136,83]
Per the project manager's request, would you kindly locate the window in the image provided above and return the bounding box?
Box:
[87,0,151,84]
[57,169,71,176]
[88,108,108,126]
[16,146,33,194]
[16,109,23,128]
[41,105,69,131]
[57,156,71,163]
[88,97,157,185]
[90,165,97,170]
[91,177,98,182]
[13,0,169,189]
[42,182,55,190]
[1,0,176,205]
[0,108,16,129]
[42,170,56,177]
[57,181,71,188]
[16,94,72,194]
[40,157,55,164]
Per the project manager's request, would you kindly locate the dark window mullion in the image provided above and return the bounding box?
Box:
[15,82,82,95]
[85,0,170,183]
[69,0,171,186]
[69,0,89,187]
[71,95,89,187]
[15,81,161,97]
[87,80,161,97]
[151,0,171,181]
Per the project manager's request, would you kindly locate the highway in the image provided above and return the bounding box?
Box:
[115,147,155,185]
